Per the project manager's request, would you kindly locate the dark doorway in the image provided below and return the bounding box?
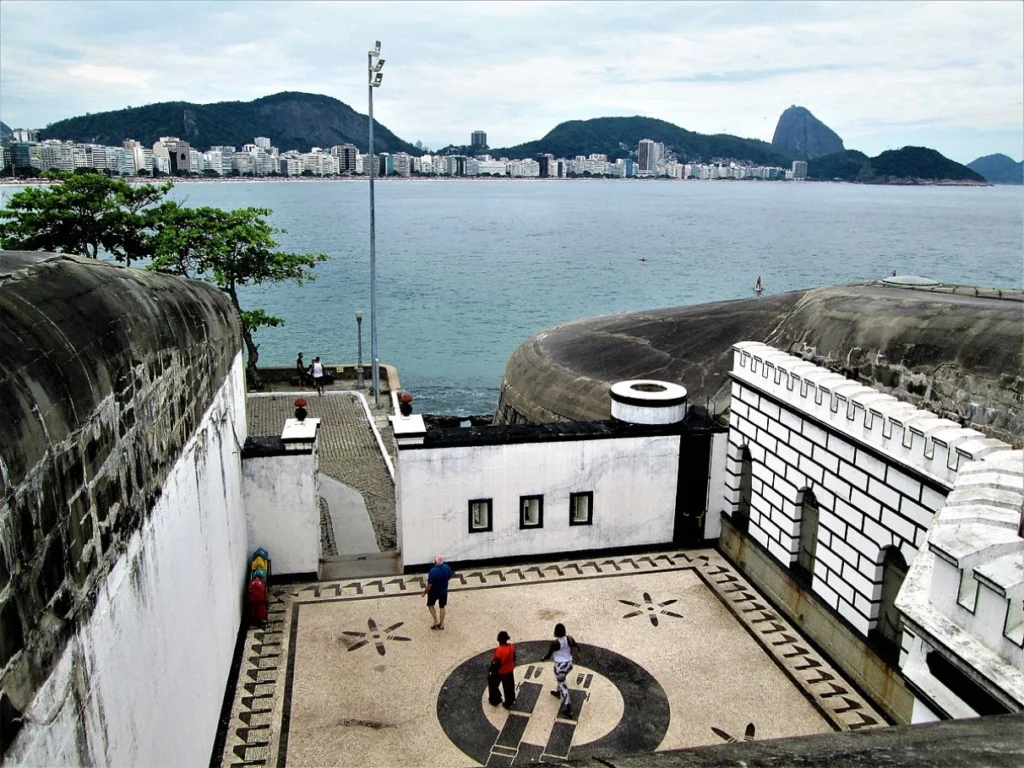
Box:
[674,432,712,546]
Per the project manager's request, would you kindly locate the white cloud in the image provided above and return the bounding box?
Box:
[1,0,1021,162]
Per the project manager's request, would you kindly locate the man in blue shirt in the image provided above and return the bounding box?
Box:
[421,554,453,630]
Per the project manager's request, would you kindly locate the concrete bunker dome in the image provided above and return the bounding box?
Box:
[494,281,1024,446]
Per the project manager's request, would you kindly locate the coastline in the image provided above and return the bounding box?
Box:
[0,176,993,187]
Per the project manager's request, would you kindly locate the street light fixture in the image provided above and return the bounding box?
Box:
[355,309,364,389]
[367,40,385,407]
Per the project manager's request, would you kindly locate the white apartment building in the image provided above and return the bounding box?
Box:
[506,159,540,177]
[280,154,301,176]
[254,137,271,150]
[393,152,411,177]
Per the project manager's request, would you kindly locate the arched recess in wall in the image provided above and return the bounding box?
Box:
[796,488,819,581]
[874,546,909,653]
[736,446,752,532]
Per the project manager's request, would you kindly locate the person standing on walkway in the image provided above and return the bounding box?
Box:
[421,554,452,630]
[310,356,325,396]
[296,352,307,386]
[541,623,580,718]
[488,631,517,709]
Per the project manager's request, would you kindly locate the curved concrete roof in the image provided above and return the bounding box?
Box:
[496,282,1024,446]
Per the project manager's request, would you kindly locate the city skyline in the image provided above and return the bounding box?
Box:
[1,1,1022,164]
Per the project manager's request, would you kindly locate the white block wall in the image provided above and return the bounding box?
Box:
[243,449,321,576]
[397,435,680,567]
[721,342,1002,637]
[8,353,249,765]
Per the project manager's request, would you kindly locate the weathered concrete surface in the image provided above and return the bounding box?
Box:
[495,282,1024,446]
[561,713,1024,767]
[0,251,241,754]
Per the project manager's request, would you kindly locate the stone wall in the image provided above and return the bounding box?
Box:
[0,252,244,760]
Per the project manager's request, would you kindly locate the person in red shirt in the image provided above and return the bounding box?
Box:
[487,631,517,709]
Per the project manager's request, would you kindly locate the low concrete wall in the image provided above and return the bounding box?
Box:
[718,514,914,724]
[257,362,401,392]
[242,449,320,577]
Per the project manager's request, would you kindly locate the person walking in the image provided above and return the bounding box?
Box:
[541,623,580,718]
[296,352,307,386]
[487,631,517,709]
[310,356,325,396]
[420,554,453,630]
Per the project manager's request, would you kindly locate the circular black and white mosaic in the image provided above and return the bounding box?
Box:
[437,640,670,765]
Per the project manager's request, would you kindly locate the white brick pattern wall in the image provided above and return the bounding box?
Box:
[721,342,1007,638]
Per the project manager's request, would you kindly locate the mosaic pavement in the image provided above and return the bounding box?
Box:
[216,549,886,767]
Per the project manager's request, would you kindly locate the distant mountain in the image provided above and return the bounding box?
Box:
[809,146,985,184]
[771,106,844,161]
[40,92,417,154]
[967,154,1024,185]
[493,116,794,166]
[0,120,11,140]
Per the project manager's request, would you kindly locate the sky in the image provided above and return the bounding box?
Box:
[1,0,1022,164]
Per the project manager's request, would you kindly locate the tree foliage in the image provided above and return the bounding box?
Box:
[148,204,328,385]
[808,147,985,183]
[0,170,172,264]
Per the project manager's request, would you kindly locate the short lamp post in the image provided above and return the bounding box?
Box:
[355,309,364,389]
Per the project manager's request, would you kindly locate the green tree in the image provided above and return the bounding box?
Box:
[0,170,172,265]
[148,205,328,387]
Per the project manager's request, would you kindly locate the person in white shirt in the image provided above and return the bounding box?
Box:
[310,356,325,396]
[541,622,580,718]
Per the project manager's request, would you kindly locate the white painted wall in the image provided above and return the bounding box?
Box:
[721,342,999,637]
[704,431,730,540]
[9,352,249,766]
[397,435,681,567]
[243,449,321,576]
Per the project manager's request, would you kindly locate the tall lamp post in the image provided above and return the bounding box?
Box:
[355,309,364,389]
[367,40,385,407]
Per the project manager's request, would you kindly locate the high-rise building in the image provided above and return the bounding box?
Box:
[537,153,555,178]
[637,139,655,173]
[471,131,487,149]
[332,144,358,173]
[254,137,272,150]
[791,160,808,180]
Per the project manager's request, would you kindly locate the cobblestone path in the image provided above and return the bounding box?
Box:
[247,394,396,551]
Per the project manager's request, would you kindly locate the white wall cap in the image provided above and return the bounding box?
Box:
[974,551,1024,598]
[956,438,1012,463]
[610,379,687,404]
[390,414,427,437]
[281,417,321,442]
[929,528,1021,568]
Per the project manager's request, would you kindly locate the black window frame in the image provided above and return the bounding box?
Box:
[569,491,594,526]
[468,498,493,533]
[519,494,544,529]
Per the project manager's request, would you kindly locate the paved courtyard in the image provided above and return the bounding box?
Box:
[215,549,886,767]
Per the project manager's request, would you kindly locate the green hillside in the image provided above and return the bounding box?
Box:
[809,146,985,183]
[493,116,795,166]
[39,92,417,154]
[966,153,1023,185]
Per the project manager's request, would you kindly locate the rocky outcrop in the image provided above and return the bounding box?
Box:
[771,106,845,161]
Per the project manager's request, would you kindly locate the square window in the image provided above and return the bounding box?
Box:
[569,492,593,526]
[520,495,544,529]
[468,498,492,533]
